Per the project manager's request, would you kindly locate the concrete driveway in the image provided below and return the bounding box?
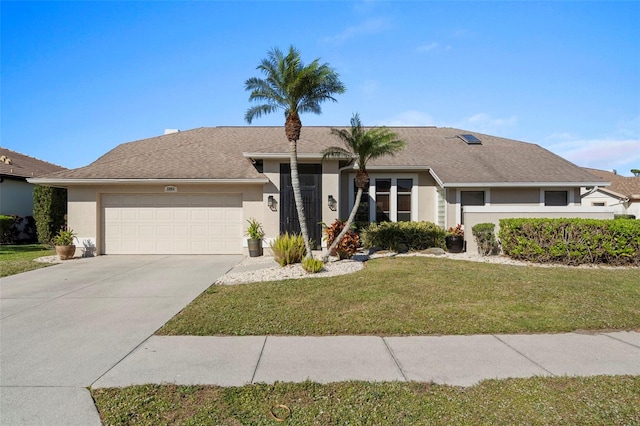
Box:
[0,254,242,425]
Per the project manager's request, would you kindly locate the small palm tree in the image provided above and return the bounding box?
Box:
[245,46,345,258]
[321,113,406,261]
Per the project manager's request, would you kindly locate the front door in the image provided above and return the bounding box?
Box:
[280,163,322,249]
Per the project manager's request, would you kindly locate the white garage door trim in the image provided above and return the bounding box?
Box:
[102,193,243,254]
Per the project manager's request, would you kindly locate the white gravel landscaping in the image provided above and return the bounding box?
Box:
[215,249,526,285]
[216,249,636,285]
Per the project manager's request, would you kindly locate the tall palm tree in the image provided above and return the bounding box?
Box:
[245,46,345,258]
[321,113,406,261]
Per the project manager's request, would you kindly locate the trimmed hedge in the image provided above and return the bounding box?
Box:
[499,218,640,266]
[614,214,636,220]
[471,222,499,256]
[361,221,445,252]
[33,185,67,244]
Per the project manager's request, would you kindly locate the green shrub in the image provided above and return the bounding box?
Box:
[472,223,499,256]
[53,228,76,246]
[0,215,13,242]
[302,257,324,273]
[324,219,360,259]
[270,233,307,266]
[614,214,636,220]
[33,185,67,244]
[245,218,265,239]
[499,218,640,266]
[361,221,445,252]
[1,215,38,244]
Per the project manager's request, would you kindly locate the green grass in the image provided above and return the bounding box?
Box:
[0,244,54,277]
[158,257,640,336]
[92,376,640,425]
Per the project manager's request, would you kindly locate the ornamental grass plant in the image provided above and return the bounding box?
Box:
[270,233,307,266]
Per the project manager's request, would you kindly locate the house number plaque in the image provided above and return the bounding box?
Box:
[164,186,178,193]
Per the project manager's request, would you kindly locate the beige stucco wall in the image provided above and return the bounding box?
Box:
[261,160,282,241]
[67,183,265,256]
[491,188,539,204]
[417,172,438,223]
[0,179,34,216]
[445,188,458,229]
[322,161,340,234]
[462,206,615,254]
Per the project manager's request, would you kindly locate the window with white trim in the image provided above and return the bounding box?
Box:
[545,190,568,206]
[349,174,418,222]
[375,178,391,222]
[460,190,485,225]
[397,179,413,222]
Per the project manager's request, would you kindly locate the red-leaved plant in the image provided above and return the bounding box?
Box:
[324,219,360,259]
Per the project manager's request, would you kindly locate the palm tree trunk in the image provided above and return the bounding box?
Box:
[289,139,313,259]
[322,187,363,262]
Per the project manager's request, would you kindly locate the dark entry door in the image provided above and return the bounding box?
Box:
[280,163,322,249]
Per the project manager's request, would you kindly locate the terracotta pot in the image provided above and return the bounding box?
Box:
[56,245,76,260]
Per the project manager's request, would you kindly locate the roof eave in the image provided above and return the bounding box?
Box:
[243,152,325,160]
[441,181,610,188]
[27,178,270,186]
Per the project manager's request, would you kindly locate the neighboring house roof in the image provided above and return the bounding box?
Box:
[0,148,66,179]
[583,168,640,200]
[32,127,606,187]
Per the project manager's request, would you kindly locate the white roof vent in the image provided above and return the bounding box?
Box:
[164,129,180,135]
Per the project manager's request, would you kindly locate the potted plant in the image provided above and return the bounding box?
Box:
[54,228,77,260]
[245,218,265,257]
[445,224,465,253]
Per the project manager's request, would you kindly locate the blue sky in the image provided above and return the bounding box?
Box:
[2,1,639,175]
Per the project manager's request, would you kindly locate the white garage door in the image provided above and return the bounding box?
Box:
[102,193,243,254]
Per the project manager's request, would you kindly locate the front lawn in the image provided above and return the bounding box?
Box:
[92,376,640,425]
[0,244,54,277]
[159,257,640,336]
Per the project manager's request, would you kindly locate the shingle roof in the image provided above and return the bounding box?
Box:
[39,126,606,185]
[0,148,66,179]
[583,168,640,198]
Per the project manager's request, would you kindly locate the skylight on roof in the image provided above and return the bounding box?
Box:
[458,134,482,145]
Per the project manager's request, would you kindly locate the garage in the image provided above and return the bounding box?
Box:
[102,193,243,254]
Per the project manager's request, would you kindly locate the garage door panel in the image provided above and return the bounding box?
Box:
[226,225,242,237]
[102,193,242,254]
[155,225,172,237]
[191,209,207,220]
[138,225,155,237]
[155,210,173,221]
[138,209,155,220]
[174,210,190,221]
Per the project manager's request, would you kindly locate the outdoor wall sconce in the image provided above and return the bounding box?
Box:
[268,195,277,211]
[328,195,337,211]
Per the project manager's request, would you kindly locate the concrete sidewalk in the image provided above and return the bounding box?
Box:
[92,331,640,389]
